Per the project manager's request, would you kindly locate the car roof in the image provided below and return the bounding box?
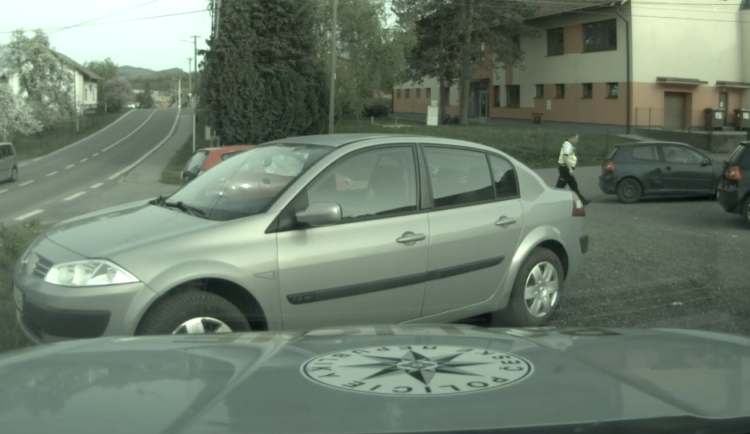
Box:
[615,141,693,148]
[199,145,255,152]
[266,133,425,148]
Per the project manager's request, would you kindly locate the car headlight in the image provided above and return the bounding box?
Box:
[44,260,139,287]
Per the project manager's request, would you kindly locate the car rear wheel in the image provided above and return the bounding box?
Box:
[616,178,642,203]
[9,166,18,183]
[492,247,564,327]
[136,290,251,335]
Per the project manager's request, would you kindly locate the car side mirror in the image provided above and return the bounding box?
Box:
[295,202,342,226]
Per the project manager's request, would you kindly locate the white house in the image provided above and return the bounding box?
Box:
[51,50,102,112]
[0,49,102,113]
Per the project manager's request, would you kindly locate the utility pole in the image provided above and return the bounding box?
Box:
[191,35,199,101]
[214,0,222,39]
[187,57,192,104]
[328,0,338,134]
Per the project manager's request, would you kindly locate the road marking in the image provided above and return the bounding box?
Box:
[102,110,158,153]
[46,171,58,177]
[90,183,103,189]
[15,109,136,165]
[65,164,74,169]
[19,180,33,187]
[0,189,7,195]
[93,152,99,157]
[64,192,86,201]
[108,108,181,181]
[15,210,43,221]
[80,158,88,163]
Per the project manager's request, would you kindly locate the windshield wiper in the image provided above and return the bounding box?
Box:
[163,201,206,217]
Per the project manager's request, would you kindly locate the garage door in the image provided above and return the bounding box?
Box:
[664,92,687,130]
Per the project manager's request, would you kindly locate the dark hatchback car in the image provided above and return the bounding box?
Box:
[717,141,750,226]
[599,141,724,203]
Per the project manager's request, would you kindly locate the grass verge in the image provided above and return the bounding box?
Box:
[337,118,636,167]
[0,221,52,353]
[13,110,131,160]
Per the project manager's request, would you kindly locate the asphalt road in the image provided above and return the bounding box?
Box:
[0,108,179,224]
[532,166,750,336]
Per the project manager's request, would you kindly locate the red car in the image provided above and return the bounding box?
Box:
[181,145,255,185]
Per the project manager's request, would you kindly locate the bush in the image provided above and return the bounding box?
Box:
[362,99,391,118]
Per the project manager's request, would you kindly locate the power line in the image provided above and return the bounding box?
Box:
[0,9,210,35]
[48,0,166,34]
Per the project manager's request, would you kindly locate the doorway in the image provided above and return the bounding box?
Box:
[664,92,687,130]
[719,92,728,126]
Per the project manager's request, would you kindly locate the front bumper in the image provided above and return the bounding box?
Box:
[12,236,157,345]
[13,279,154,345]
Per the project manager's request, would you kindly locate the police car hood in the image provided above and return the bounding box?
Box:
[1,325,749,434]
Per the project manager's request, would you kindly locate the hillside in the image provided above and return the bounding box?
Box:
[118,65,185,78]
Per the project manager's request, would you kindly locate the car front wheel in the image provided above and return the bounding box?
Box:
[492,247,564,327]
[136,290,251,335]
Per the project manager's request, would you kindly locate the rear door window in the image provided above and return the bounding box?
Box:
[631,145,659,161]
[184,151,209,174]
[727,144,748,167]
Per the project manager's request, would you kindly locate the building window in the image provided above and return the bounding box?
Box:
[493,85,501,106]
[426,88,431,99]
[607,83,619,98]
[555,84,565,98]
[535,84,544,98]
[84,88,88,101]
[582,83,593,98]
[416,88,421,99]
[405,89,410,98]
[396,89,401,98]
[547,28,564,56]
[583,19,617,52]
[506,85,520,108]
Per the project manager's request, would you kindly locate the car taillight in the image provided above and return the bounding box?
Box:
[603,160,616,172]
[725,165,742,181]
[572,193,586,217]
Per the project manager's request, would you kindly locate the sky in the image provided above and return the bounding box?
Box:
[0,0,213,72]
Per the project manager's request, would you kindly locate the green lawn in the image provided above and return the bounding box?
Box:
[12,110,131,160]
[0,221,51,353]
[337,118,633,168]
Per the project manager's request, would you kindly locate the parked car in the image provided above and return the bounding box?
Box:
[598,141,724,203]
[717,141,750,226]
[181,145,255,185]
[0,142,18,183]
[13,134,588,344]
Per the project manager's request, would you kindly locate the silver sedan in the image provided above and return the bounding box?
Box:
[13,134,589,343]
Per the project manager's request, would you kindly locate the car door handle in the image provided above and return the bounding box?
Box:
[495,216,518,227]
[664,166,672,171]
[396,232,426,244]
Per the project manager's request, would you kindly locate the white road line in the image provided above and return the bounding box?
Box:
[15,210,43,221]
[102,110,158,153]
[90,183,103,189]
[46,171,58,177]
[93,152,99,157]
[65,164,75,169]
[16,110,136,165]
[19,180,34,187]
[108,108,181,181]
[0,189,7,195]
[64,192,86,201]
[80,158,88,163]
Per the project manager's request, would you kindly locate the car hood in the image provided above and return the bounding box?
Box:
[44,199,218,258]
[1,325,749,434]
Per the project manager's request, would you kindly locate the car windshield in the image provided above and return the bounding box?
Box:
[167,144,334,221]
